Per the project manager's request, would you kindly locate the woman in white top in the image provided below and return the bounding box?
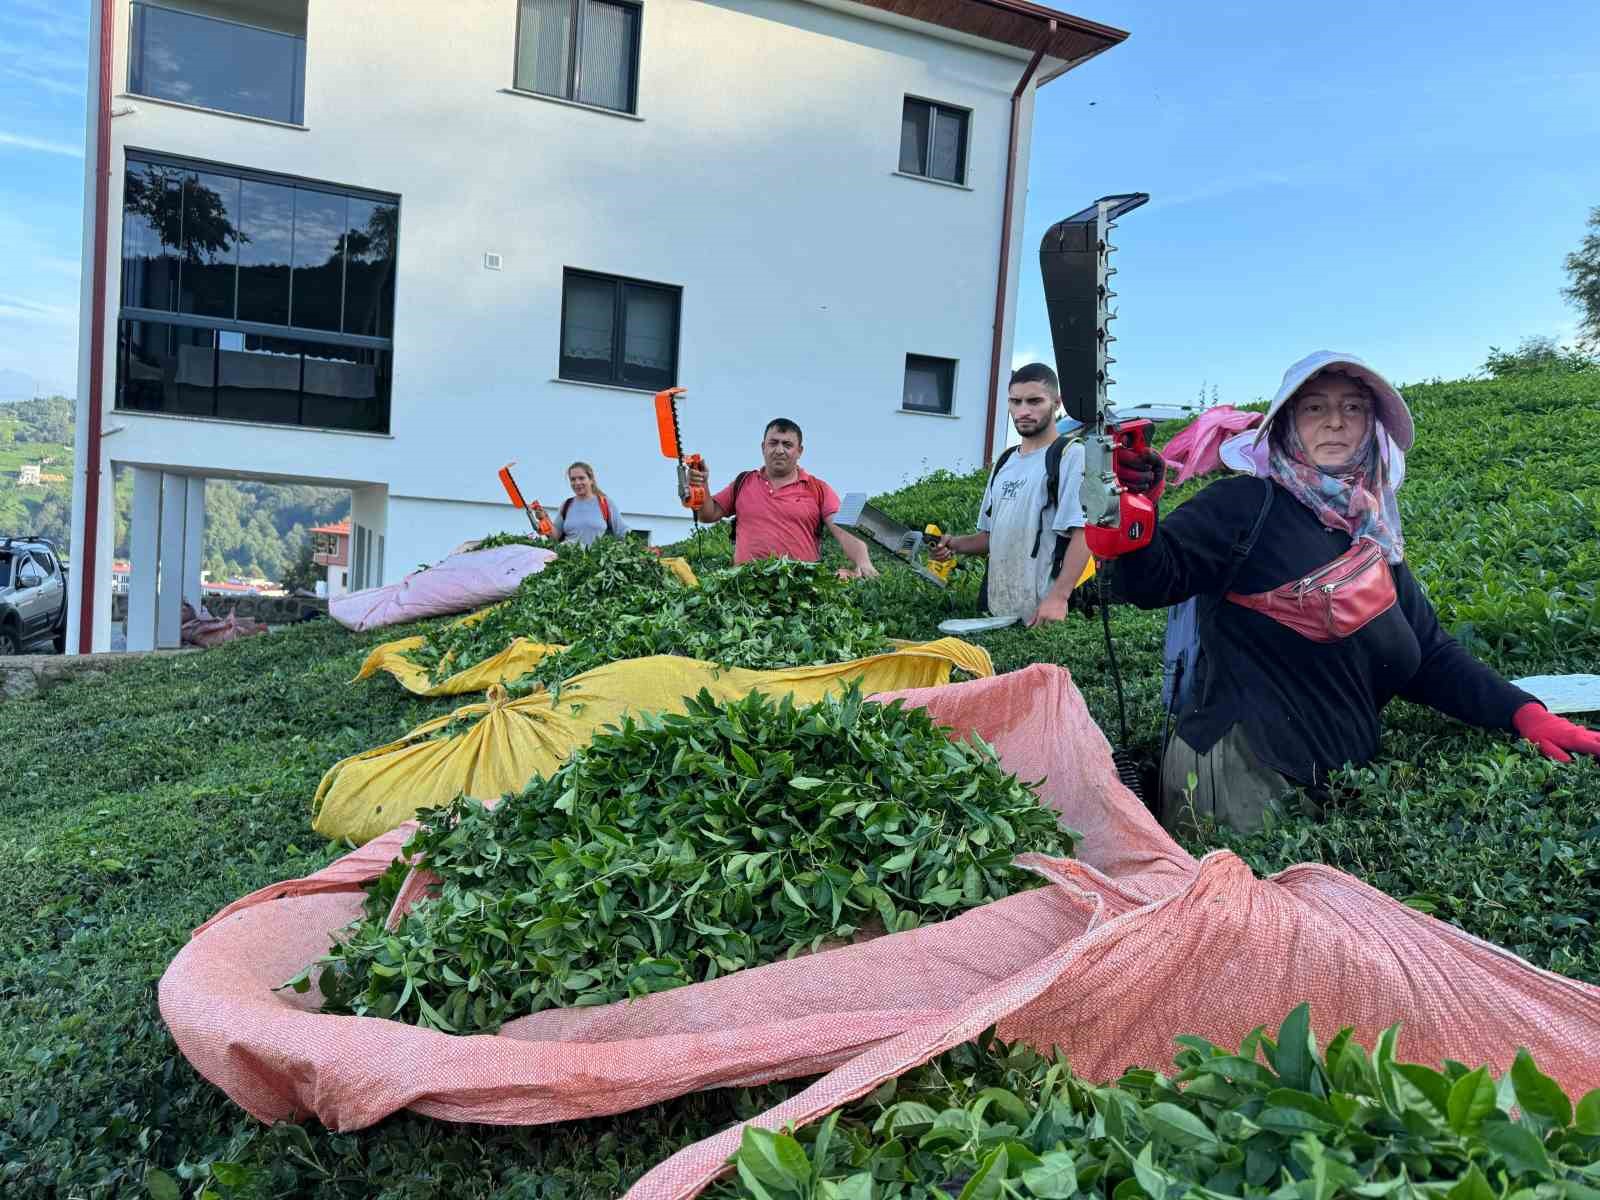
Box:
[550,461,628,546]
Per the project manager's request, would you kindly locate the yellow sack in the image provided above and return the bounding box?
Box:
[313,638,992,843]
[354,555,700,697]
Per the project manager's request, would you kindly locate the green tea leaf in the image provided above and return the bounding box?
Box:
[1510,1048,1572,1130]
[1022,1150,1078,1199]
[1481,1121,1553,1181]
[1447,1067,1496,1135]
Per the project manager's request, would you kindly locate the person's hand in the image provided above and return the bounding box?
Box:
[687,466,709,489]
[930,534,955,562]
[1025,594,1068,627]
[836,561,880,581]
[1114,446,1166,500]
[1513,703,1600,763]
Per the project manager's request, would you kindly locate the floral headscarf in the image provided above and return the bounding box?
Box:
[1267,375,1405,564]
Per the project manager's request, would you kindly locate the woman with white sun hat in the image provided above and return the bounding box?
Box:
[1107,351,1600,834]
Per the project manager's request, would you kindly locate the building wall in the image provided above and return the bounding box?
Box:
[79,0,1051,639]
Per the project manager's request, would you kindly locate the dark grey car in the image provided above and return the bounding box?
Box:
[0,538,68,655]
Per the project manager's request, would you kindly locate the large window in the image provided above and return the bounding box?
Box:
[560,269,680,391]
[903,354,956,415]
[515,0,641,114]
[128,2,307,125]
[116,154,399,433]
[899,98,969,185]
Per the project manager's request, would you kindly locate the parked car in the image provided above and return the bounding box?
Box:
[0,537,68,655]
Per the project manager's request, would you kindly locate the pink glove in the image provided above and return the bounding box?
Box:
[1513,703,1600,764]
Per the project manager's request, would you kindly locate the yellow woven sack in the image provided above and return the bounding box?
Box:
[313,638,992,843]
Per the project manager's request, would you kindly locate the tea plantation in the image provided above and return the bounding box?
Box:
[0,369,1595,1197]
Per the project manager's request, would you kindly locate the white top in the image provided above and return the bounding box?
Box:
[976,439,1086,618]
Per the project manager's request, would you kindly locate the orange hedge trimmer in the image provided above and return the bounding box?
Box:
[497,462,554,538]
[653,387,707,526]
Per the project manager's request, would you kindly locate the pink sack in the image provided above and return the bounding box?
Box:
[158,667,1600,1147]
[1161,406,1263,485]
[181,601,268,648]
[328,545,555,633]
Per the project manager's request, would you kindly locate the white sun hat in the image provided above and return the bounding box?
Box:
[1219,351,1411,487]
[1253,350,1414,451]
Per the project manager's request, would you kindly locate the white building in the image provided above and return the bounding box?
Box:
[69,0,1125,653]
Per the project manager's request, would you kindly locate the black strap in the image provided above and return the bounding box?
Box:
[1224,478,1275,592]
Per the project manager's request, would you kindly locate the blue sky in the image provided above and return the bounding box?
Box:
[0,0,1596,404]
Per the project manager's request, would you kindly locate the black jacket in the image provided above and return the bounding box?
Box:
[1113,476,1533,785]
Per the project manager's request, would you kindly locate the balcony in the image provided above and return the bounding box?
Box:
[128,1,307,126]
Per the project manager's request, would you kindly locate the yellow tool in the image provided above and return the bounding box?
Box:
[924,525,957,582]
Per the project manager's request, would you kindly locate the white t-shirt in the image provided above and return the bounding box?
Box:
[976,438,1086,618]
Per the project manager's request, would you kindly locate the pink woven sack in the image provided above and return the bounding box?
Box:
[329,544,555,633]
[159,667,1600,1149]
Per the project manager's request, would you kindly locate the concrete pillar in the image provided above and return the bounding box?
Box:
[182,477,206,610]
[157,473,188,649]
[126,467,161,652]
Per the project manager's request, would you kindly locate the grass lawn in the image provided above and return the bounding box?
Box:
[1,369,1597,1198]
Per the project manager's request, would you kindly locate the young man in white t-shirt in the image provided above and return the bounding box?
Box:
[932,363,1091,625]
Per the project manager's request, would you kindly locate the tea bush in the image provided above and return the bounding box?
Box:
[0,369,1596,1197]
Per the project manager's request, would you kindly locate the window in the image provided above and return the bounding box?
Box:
[128,1,307,125]
[560,269,680,391]
[515,0,641,114]
[117,154,399,434]
[899,98,969,185]
[903,354,956,415]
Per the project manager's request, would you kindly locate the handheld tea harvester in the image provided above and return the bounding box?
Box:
[1040,192,1152,800]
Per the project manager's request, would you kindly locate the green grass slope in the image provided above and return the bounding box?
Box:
[0,370,1596,1197]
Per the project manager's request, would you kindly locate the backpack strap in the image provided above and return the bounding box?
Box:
[1222,478,1275,592]
[1032,435,1076,561]
[725,471,753,545]
[560,497,573,521]
[981,445,1020,520]
[598,495,612,529]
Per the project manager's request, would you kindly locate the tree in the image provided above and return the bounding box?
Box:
[280,532,320,594]
[1482,335,1595,378]
[1563,205,1600,350]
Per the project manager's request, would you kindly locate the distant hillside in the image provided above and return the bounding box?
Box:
[0,397,350,582]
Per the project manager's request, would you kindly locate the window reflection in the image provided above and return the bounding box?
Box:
[118,154,397,435]
[342,199,398,338]
[291,190,348,332]
[237,179,294,326]
[179,172,241,319]
[118,320,390,434]
[121,163,182,312]
[128,2,306,125]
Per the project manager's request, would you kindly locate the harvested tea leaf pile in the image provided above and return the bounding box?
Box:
[711,1005,1600,1200]
[302,686,1076,1033]
[528,556,893,693]
[405,537,892,688]
[408,536,674,680]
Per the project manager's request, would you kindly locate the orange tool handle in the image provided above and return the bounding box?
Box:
[680,453,707,510]
[499,464,555,538]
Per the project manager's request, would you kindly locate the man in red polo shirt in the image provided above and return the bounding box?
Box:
[687,418,879,578]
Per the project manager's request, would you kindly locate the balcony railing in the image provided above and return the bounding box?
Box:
[128,2,306,125]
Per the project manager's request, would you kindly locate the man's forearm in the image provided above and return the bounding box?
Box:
[1049,529,1092,604]
[694,497,723,523]
[951,532,990,556]
[833,525,873,570]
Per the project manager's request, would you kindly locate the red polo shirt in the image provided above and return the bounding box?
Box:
[714,467,841,564]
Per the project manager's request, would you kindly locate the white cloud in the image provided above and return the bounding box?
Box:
[0,295,76,325]
[1011,345,1044,370]
[0,130,83,158]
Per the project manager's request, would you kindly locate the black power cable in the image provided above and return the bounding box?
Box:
[1096,568,1145,803]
